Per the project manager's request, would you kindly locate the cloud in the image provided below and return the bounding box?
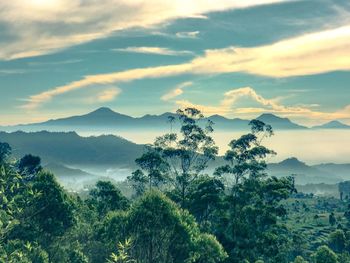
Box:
[176,31,200,38]
[21,24,350,109]
[161,81,193,101]
[97,88,121,102]
[27,59,83,66]
[0,69,27,75]
[0,0,290,60]
[174,87,350,125]
[112,46,193,56]
[193,24,350,77]
[21,64,192,110]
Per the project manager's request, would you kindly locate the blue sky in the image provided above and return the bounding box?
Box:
[0,0,349,126]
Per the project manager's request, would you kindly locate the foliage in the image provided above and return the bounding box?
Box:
[312,245,338,263]
[88,181,129,217]
[153,108,218,207]
[107,238,135,263]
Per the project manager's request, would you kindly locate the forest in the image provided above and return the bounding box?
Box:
[1,108,349,263]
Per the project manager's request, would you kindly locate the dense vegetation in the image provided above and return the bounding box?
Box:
[1,108,349,263]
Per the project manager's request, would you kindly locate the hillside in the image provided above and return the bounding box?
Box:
[0,131,144,167]
[267,157,343,184]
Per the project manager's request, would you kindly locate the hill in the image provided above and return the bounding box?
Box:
[0,131,144,167]
[267,157,343,184]
[257,113,307,129]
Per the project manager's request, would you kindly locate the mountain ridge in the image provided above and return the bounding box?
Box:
[1,107,315,132]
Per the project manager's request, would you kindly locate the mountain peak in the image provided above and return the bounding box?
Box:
[257,113,286,121]
[313,120,350,129]
[277,157,309,169]
[90,107,116,114]
[280,157,304,165]
[256,113,306,129]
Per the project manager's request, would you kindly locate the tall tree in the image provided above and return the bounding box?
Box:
[213,120,295,262]
[154,108,218,208]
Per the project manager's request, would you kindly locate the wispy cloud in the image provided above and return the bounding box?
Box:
[112,47,193,56]
[0,0,290,60]
[27,59,83,66]
[0,69,27,75]
[175,87,350,125]
[161,81,193,101]
[21,24,350,109]
[97,87,121,102]
[176,31,200,38]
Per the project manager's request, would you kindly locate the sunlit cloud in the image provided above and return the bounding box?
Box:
[191,24,350,77]
[175,87,350,125]
[0,0,290,60]
[161,81,193,101]
[97,88,121,102]
[21,24,350,110]
[112,47,193,56]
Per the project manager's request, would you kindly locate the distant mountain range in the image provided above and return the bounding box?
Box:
[267,157,347,184]
[1,131,349,186]
[1,107,348,132]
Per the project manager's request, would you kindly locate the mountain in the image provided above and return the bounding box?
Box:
[44,162,95,178]
[1,107,310,133]
[312,120,350,129]
[207,115,250,130]
[0,131,143,167]
[313,163,350,179]
[42,107,135,127]
[257,113,307,130]
[267,157,343,184]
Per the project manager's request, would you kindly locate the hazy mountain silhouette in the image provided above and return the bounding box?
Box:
[1,107,308,132]
[312,120,350,129]
[256,113,307,129]
[267,157,343,184]
[0,131,143,167]
[44,162,95,178]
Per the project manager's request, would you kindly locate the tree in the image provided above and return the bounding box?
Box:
[194,233,228,263]
[30,171,76,238]
[0,142,11,164]
[328,230,346,253]
[68,247,89,263]
[167,115,176,133]
[126,190,226,263]
[154,108,218,208]
[18,154,42,180]
[293,256,308,263]
[187,175,225,226]
[312,246,338,263]
[127,169,148,197]
[213,120,295,262]
[214,119,275,186]
[133,150,169,190]
[329,212,336,226]
[88,181,129,217]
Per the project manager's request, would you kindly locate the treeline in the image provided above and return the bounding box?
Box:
[0,108,347,263]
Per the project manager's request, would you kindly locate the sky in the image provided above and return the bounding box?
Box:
[0,0,349,126]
